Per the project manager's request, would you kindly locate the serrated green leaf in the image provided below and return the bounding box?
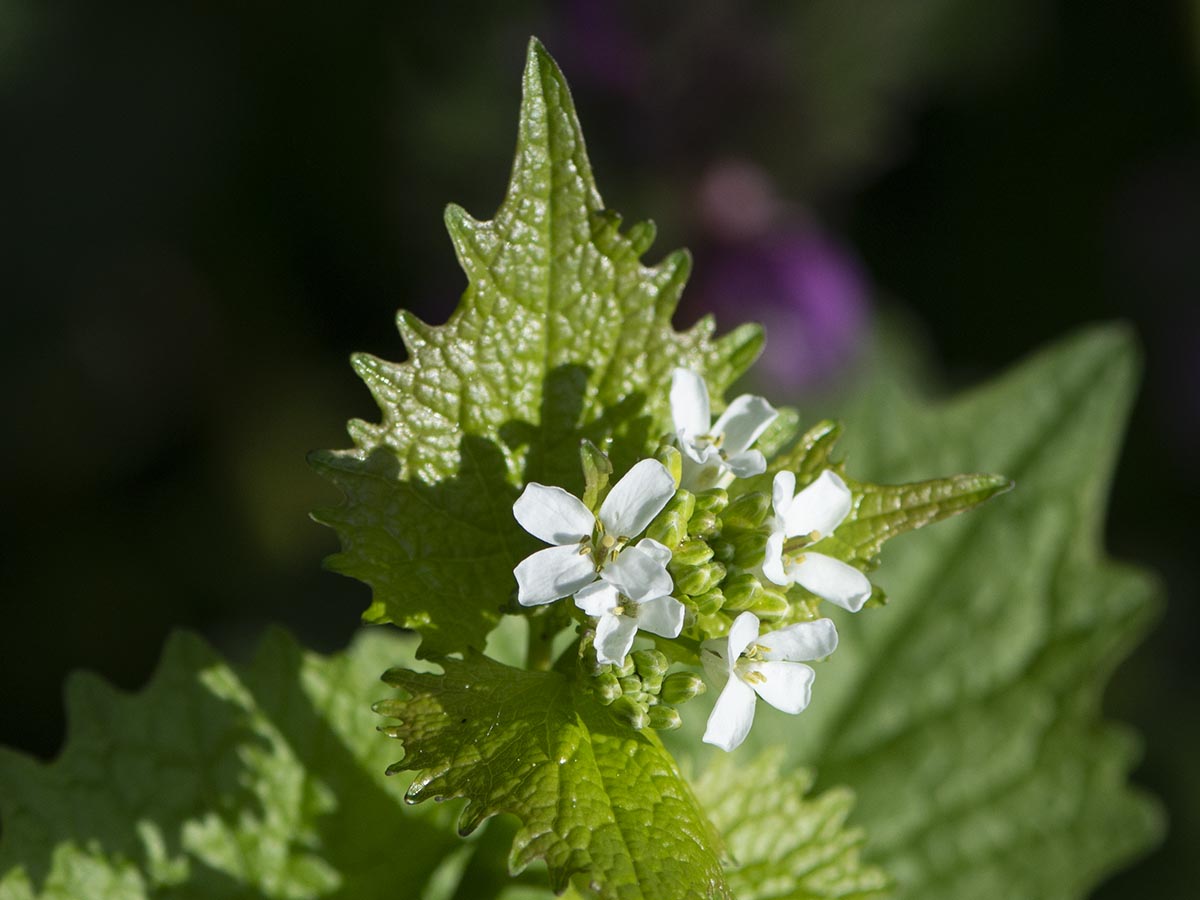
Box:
[694,751,890,900]
[725,326,1164,899]
[829,471,1013,570]
[377,654,730,900]
[736,416,1010,586]
[311,39,761,656]
[0,629,474,900]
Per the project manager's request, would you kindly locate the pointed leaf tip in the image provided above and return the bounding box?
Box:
[314,40,761,656]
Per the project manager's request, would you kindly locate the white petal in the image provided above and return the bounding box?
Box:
[595,614,639,665]
[602,544,673,603]
[679,453,723,493]
[702,676,757,752]
[514,545,597,606]
[761,531,789,586]
[727,611,761,661]
[574,580,620,617]
[747,660,815,714]
[634,595,685,639]
[711,394,778,454]
[788,552,872,612]
[636,538,673,568]
[772,471,796,519]
[724,449,767,479]
[756,618,839,662]
[671,367,711,437]
[512,483,595,545]
[783,470,852,540]
[700,642,730,685]
[680,439,721,467]
[598,459,676,538]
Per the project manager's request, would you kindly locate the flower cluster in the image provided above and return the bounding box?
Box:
[511,368,870,751]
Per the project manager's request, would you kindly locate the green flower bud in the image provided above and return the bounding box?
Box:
[693,588,725,616]
[693,488,728,514]
[645,489,695,548]
[592,671,622,705]
[730,530,769,569]
[722,491,772,529]
[655,444,683,487]
[647,706,682,731]
[609,696,649,730]
[672,561,726,597]
[660,671,707,705]
[640,672,663,695]
[579,439,613,510]
[618,675,643,695]
[751,588,790,619]
[721,573,764,611]
[688,510,719,537]
[671,538,714,567]
[710,538,736,565]
[621,690,652,707]
[632,649,669,680]
[615,656,636,678]
[579,642,600,672]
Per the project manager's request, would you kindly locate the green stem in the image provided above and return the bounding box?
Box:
[527,621,554,671]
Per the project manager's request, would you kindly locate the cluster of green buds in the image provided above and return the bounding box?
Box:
[644,444,820,644]
[511,370,879,749]
[580,635,706,731]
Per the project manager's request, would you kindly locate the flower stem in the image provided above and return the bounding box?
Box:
[527,623,554,671]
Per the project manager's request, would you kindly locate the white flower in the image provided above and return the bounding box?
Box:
[575,572,686,666]
[670,368,778,491]
[762,469,872,613]
[701,611,839,752]
[512,458,677,610]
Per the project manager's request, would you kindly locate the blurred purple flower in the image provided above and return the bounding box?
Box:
[689,160,870,388]
[693,231,869,387]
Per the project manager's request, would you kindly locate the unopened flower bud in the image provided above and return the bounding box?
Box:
[721,573,764,612]
[618,675,643,695]
[710,538,736,564]
[645,490,695,548]
[579,440,613,510]
[693,588,725,616]
[722,491,772,529]
[730,531,769,569]
[615,656,636,678]
[660,671,707,705]
[751,588,790,619]
[609,696,649,730]
[592,671,622,705]
[693,488,728,515]
[688,510,718,537]
[647,706,682,731]
[632,649,669,680]
[672,538,714,567]
[655,444,683,487]
[672,561,726,597]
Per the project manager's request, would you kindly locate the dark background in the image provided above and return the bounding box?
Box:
[1,2,1196,896]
